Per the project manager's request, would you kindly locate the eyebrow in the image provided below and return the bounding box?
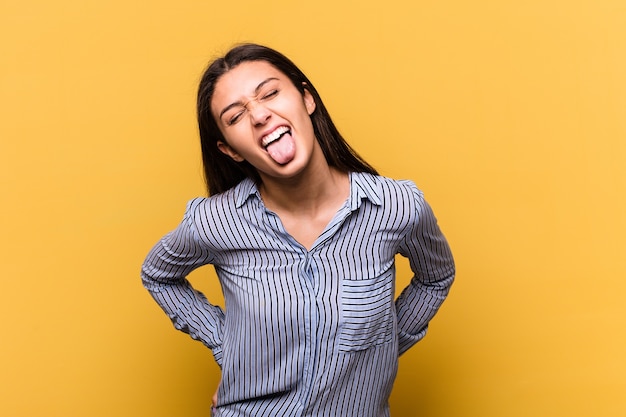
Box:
[218,77,279,120]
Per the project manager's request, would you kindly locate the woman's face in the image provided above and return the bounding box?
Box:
[210,60,321,180]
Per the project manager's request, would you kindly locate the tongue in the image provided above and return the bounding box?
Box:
[266,133,296,165]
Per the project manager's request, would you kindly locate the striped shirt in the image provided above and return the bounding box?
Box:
[141,172,455,417]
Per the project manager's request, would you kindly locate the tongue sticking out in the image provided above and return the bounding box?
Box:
[266,133,296,165]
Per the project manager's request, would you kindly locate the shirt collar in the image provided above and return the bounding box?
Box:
[349,171,382,209]
[234,178,260,208]
[233,172,382,209]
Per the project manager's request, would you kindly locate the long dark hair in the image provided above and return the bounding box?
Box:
[197,43,378,196]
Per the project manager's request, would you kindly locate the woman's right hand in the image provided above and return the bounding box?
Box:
[211,385,218,415]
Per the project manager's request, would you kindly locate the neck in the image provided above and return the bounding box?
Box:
[259,166,349,215]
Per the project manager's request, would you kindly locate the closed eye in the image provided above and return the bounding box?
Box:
[261,89,279,100]
[227,109,246,126]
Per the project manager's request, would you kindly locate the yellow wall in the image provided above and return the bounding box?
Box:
[1,0,624,416]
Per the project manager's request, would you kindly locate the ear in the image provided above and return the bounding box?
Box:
[302,84,316,115]
[217,140,245,162]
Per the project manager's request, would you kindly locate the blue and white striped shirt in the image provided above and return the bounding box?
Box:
[141,172,455,417]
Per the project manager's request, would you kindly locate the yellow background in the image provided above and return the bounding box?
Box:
[1,0,625,416]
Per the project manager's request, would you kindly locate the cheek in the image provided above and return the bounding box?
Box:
[222,126,254,151]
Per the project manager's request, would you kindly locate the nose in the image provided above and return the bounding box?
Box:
[248,101,271,126]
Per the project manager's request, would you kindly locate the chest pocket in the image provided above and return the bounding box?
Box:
[338,271,395,352]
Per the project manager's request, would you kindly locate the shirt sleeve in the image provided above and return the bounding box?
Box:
[140,200,226,366]
[395,185,455,355]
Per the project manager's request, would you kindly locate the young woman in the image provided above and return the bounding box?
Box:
[141,43,455,417]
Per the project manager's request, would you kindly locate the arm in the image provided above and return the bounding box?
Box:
[141,201,226,366]
[395,187,455,355]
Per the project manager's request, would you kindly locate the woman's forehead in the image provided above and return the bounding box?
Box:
[211,61,287,111]
[217,61,284,94]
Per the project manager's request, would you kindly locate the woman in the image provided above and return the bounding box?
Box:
[141,43,455,417]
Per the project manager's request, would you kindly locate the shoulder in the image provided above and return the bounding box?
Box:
[353,172,424,205]
[185,179,254,218]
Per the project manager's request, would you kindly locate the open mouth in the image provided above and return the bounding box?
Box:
[261,126,291,148]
